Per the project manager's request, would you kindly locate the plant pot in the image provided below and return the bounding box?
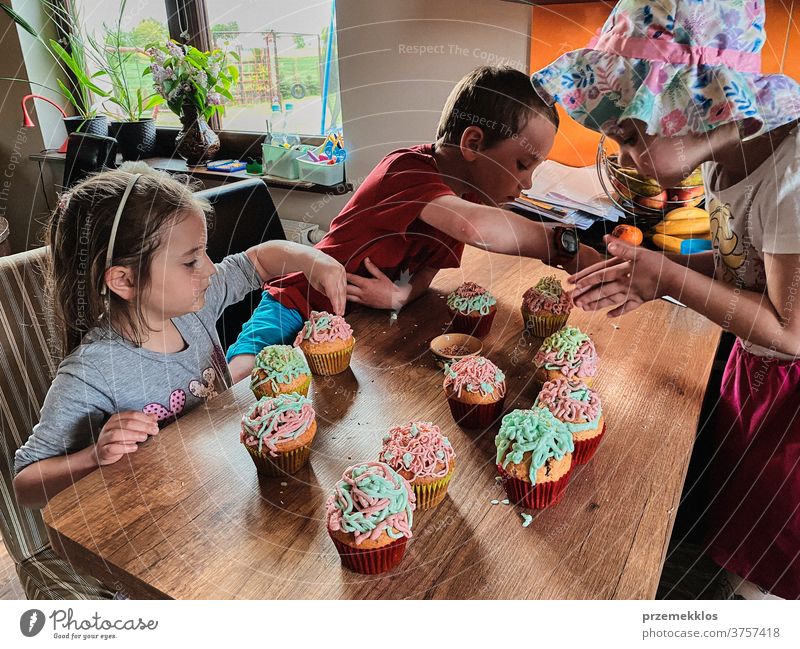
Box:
[175,104,219,166]
[63,115,109,137]
[110,119,157,160]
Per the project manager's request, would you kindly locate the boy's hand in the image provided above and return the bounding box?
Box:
[555,243,605,275]
[93,412,159,467]
[346,257,409,310]
[568,235,671,317]
[305,252,347,315]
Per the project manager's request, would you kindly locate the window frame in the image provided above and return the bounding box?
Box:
[61,0,331,148]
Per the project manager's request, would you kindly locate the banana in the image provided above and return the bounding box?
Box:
[652,218,710,236]
[651,233,683,253]
[664,206,710,221]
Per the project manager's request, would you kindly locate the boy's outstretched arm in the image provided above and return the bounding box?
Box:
[347,259,438,311]
[419,195,603,271]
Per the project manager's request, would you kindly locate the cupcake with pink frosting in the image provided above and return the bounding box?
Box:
[379,421,456,510]
[326,461,415,574]
[443,355,506,429]
[446,281,497,338]
[521,275,573,337]
[535,378,605,465]
[241,392,317,476]
[293,310,355,375]
[533,325,598,388]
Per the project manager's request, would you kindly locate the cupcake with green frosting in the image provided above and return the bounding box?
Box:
[533,325,598,388]
[446,281,497,338]
[535,378,605,465]
[326,462,415,574]
[495,408,574,509]
[241,392,317,476]
[521,275,573,337]
[250,344,312,400]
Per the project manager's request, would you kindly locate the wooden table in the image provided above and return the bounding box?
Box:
[43,247,721,599]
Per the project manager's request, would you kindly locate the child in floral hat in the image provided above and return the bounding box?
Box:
[534,0,800,599]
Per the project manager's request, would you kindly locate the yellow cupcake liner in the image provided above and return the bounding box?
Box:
[252,374,311,400]
[305,339,355,376]
[521,308,570,338]
[413,469,454,510]
[245,442,312,477]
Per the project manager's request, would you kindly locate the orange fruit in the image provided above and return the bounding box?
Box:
[612,224,644,246]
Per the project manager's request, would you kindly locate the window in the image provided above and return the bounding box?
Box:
[74,0,342,138]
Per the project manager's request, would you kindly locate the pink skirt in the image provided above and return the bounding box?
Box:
[705,340,800,599]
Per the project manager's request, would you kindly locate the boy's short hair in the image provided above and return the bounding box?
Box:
[436,66,559,148]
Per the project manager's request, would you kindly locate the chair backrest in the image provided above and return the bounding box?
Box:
[196,178,287,348]
[63,132,118,189]
[0,247,58,564]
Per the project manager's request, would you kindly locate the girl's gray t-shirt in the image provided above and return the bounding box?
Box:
[14,252,262,473]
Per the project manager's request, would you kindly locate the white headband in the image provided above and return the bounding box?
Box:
[101,173,141,298]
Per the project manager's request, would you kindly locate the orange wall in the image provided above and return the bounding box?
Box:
[532,0,800,167]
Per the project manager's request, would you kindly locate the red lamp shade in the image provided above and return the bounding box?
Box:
[21,94,69,153]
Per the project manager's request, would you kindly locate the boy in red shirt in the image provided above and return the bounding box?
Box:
[227,66,602,381]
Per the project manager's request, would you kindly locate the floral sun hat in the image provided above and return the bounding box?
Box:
[531,0,800,138]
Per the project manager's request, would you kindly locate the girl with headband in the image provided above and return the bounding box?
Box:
[13,168,345,508]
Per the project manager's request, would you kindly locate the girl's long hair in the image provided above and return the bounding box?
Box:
[45,168,211,356]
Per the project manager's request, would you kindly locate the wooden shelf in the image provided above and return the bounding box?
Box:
[29,151,353,196]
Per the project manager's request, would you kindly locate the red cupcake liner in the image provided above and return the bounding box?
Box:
[572,423,606,465]
[448,309,496,338]
[446,395,505,429]
[329,533,409,574]
[497,461,573,509]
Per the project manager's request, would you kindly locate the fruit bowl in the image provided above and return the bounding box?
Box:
[597,136,706,227]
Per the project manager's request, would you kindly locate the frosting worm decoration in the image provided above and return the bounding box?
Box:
[241,393,316,456]
[447,282,497,315]
[443,355,506,397]
[536,378,601,423]
[250,345,310,392]
[522,275,573,315]
[326,462,415,545]
[294,310,353,345]
[534,326,598,378]
[380,421,455,478]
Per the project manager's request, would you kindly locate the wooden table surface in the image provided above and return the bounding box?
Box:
[43,247,721,599]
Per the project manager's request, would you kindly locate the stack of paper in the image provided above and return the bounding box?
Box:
[512,160,623,230]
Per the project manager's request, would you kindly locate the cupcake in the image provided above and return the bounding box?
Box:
[443,355,506,429]
[535,378,605,465]
[240,392,317,476]
[495,408,574,509]
[533,325,598,388]
[379,421,456,510]
[293,310,355,375]
[521,275,573,337]
[250,344,311,399]
[326,462,415,574]
[446,281,497,338]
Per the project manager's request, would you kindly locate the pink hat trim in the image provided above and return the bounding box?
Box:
[589,32,762,74]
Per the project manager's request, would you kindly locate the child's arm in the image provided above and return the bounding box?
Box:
[245,240,347,315]
[418,194,604,272]
[13,411,158,509]
[346,259,438,310]
[570,236,800,356]
[663,251,717,277]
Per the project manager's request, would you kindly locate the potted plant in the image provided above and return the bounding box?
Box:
[146,40,237,165]
[90,2,164,160]
[1,2,110,136]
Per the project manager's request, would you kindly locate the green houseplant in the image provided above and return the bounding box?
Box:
[0,1,110,136]
[147,40,238,165]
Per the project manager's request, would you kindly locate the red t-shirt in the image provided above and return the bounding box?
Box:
[267,144,466,318]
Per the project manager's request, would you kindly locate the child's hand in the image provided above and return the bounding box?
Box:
[93,412,159,467]
[306,252,347,315]
[346,257,409,310]
[568,235,669,317]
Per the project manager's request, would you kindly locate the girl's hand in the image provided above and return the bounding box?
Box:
[568,235,672,317]
[346,257,409,310]
[305,251,347,315]
[93,412,159,467]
